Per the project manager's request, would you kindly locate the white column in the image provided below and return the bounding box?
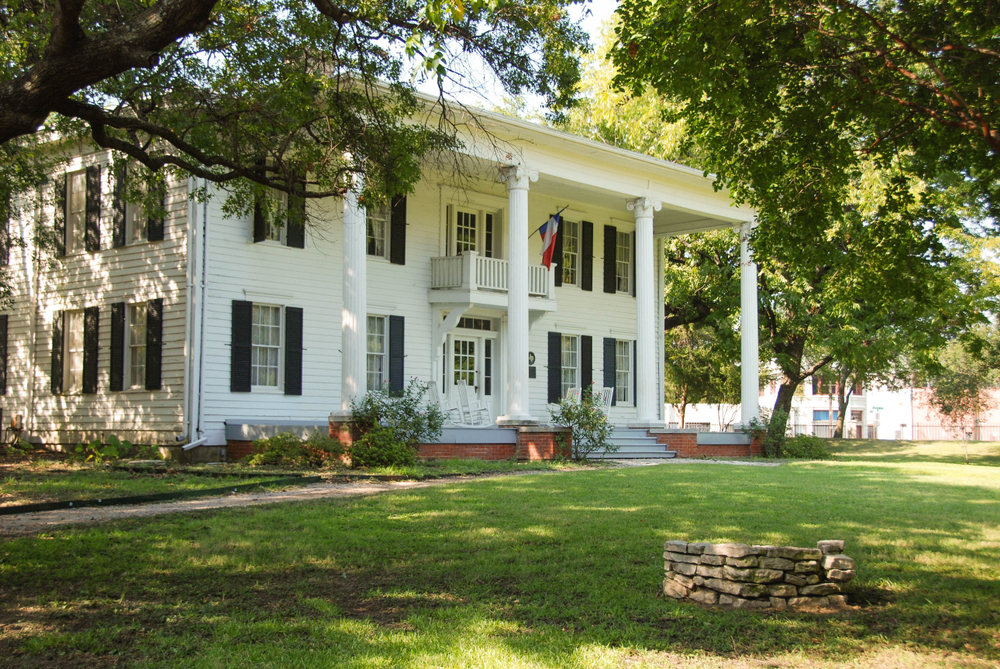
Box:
[740,220,760,425]
[498,165,538,425]
[340,188,367,412]
[628,196,662,427]
[655,236,665,421]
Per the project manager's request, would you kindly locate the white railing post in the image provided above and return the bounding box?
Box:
[462,250,478,291]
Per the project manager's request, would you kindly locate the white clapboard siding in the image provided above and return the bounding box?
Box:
[7,149,188,446]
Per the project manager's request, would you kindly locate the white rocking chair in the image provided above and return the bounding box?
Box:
[565,387,581,404]
[427,381,462,425]
[457,380,492,426]
[596,387,615,416]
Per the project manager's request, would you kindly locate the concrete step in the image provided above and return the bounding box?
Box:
[594,449,677,459]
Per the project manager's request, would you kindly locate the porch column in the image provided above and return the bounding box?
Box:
[498,165,538,425]
[740,220,760,424]
[628,196,662,427]
[340,187,367,412]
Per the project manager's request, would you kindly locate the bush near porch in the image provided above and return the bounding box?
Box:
[1,440,999,667]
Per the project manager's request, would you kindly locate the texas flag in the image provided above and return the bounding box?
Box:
[538,208,566,269]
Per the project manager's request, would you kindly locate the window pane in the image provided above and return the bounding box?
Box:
[560,335,578,398]
[366,206,388,257]
[616,231,631,293]
[129,303,147,388]
[456,210,477,253]
[67,172,86,252]
[616,340,631,405]
[561,220,578,285]
[251,305,281,387]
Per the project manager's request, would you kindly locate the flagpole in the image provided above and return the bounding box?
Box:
[528,206,569,239]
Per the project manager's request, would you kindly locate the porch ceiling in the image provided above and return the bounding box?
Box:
[528,173,738,238]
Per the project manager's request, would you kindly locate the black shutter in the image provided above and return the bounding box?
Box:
[632,340,637,406]
[581,220,593,291]
[231,300,253,392]
[0,195,9,266]
[252,198,266,243]
[284,306,303,396]
[112,163,127,247]
[147,181,165,242]
[603,338,617,405]
[51,311,64,394]
[388,315,405,392]
[110,302,125,392]
[0,314,7,395]
[603,224,617,293]
[547,331,562,403]
[390,195,407,265]
[83,306,99,394]
[286,179,305,249]
[631,231,636,297]
[581,335,593,391]
[145,298,163,390]
[85,165,100,253]
[552,219,564,287]
[54,175,66,257]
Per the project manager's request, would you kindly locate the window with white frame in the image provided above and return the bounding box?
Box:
[63,310,84,393]
[561,334,579,399]
[128,303,147,389]
[367,315,387,390]
[616,231,631,293]
[366,204,390,258]
[455,209,477,254]
[264,192,287,243]
[127,198,147,243]
[615,340,632,405]
[561,220,579,286]
[66,171,86,254]
[251,304,281,387]
[448,205,502,258]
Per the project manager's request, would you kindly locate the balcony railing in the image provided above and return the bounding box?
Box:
[430,251,555,298]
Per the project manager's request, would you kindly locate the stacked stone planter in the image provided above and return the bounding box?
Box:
[663,540,856,610]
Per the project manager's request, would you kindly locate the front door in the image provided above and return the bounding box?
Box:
[452,336,479,398]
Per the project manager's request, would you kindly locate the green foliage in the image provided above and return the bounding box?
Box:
[548,386,615,461]
[781,435,832,460]
[72,435,135,464]
[350,426,416,468]
[246,432,345,468]
[742,409,787,459]
[351,380,444,448]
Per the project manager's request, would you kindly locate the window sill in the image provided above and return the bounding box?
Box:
[251,386,285,394]
[366,254,391,264]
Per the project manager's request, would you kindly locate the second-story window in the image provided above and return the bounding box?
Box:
[128,303,147,389]
[616,231,631,293]
[561,220,579,286]
[366,205,390,258]
[66,171,86,254]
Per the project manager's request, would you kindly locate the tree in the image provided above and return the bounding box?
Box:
[0,0,586,211]
[611,0,1000,230]
[927,330,1000,462]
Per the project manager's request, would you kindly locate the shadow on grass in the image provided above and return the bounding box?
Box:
[1,462,999,667]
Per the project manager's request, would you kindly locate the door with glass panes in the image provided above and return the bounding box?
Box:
[445,328,498,417]
[448,206,502,258]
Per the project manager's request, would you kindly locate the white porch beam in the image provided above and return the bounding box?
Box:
[740,220,760,425]
[629,196,663,427]
[339,188,367,412]
[498,164,538,425]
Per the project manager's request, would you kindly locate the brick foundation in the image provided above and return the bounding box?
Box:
[515,427,572,460]
[417,443,517,460]
[226,440,258,461]
[651,432,764,458]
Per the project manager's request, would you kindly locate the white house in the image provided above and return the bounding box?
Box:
[1,107,759,453]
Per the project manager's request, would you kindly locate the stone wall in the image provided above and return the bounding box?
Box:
[663,540,856,610]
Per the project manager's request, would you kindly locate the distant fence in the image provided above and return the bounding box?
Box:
[789,423,875,440]
[912,424,1000,441]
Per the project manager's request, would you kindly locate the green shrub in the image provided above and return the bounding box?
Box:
[742,408,788,458]
[781,435,832,460]
[71,434,158,463]
[350,426,415,468]
[548,385,615,461]
[246,432,345,468]
[351,379,444,447]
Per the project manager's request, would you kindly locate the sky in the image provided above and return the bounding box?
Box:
[415,0,620,115]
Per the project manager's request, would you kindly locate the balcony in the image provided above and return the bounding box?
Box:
[429,250,557,313]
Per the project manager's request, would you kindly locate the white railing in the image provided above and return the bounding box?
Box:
[430,250,553,298]
[430,256,463,289]
[476,255,508,292]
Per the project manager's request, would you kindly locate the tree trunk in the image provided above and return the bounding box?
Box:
[833,367,853,439]
[767,381,799,456]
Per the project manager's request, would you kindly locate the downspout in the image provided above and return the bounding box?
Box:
[197,179,209,440]
[180,177,195,442]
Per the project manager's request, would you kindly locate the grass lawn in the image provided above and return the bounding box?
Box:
[828,438,1000,467]
[1,446,998,667]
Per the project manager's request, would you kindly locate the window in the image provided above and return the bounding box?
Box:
[366,204,390,258]
[63,310,84,393]
[811,377,828,395]
[850,410,863,422]
[616,231,631,293]
[561,334,579,398]
[128,303,147,389]
[66,171,86,253]
[251,304,281,387]
[561,220,579,286]
[456,210,477,253]
[264,192,287,243]
[127,199,147,243]
[457,317,492,331]
[813,410,839,422]
[367,315,387,391]
[615,340,632,405]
